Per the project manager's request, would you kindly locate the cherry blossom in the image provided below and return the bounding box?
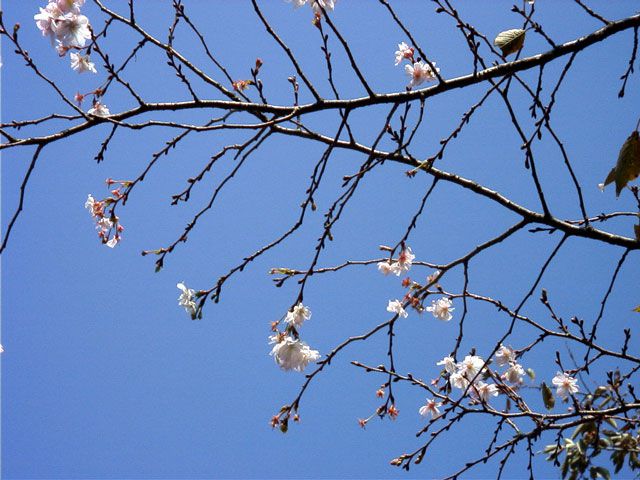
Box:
[70,52,96,73]
[503,363,525,384]
[394,42,414,65]
[405,61,439,88]
[395,247,415,274]
[437,356,457,374]
[52,13,91,48]
[419,399,441,418]
[35,1,92,48]
[34,4,60,42]
[387,299,408,318]
[426,297,454,321]
[377,260,395,276]
[284,302,312,327]
[495,344,516,366]
[177,282,198,319]
[269,335,320,372]
[84,182,127,247]
[458,355,484,378]
[552,372,579,400]
[377,246,416,276]
[471,381,499,403]
[450,372,470,389]
[88,102,110,117]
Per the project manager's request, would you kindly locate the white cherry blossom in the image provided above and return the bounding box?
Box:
[552,372,579,400]
[426,297,454,321]
[52,13,91,48]
[503,363,525,384]
[269,335,320,372]
[177,282,197,318]
[394,42,414,65]
[419,399,441,418]
[395,246,415,274]
[88,102,110,117]
[437,356,457,374]
[495,344,516,366]
[450,372,469,389]
[377,260,395,276]
[70,52,96,73]
[405,61,439,88]
[284,303,312,327]
[459,355,484,378]
[472,381,499,403]
[387,299,408,318]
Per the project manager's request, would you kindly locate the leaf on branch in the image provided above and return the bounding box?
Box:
[601,130,640,197]
[541,382,555,410]
[494,29,526,57]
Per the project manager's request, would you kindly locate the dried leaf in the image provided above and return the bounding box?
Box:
[494,29,526,56]
[602,130,640,196]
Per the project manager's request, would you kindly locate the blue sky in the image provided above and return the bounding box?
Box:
[2,1,640,478]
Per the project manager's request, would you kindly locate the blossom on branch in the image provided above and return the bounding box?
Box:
[426,297,454,321]
[70,52,96,73]
[471,381,499,403]
[552,372,579,400]
[284,303,312,327]
[394,42,414,65]
[377,260,395,276]
[405,61,439,88]
[177,282,197,319]
[419,399,441,418]
[458,355,484,378]
[377,246,415,276]
[495,344,516,366]
[269,335,320,372]
[437,356,457,374]
[34,1,91,49]
[88,102,110,117]
[503,363,525,384]
[387,299,408,318]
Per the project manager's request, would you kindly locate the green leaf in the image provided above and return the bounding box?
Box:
[526,368,536,380]
[494,29,526,56]
[542,382,555,410]
[602,130,640,197]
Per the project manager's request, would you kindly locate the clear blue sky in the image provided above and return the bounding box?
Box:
[2,1,639,478]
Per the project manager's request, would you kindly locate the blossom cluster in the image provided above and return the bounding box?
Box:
[34,0,96,73]
[377,246,415,276]
[270,303,320,372]
[84,178,126,248]
[394,41,440,88]
[438,354,500,403]
[426,347,580,418]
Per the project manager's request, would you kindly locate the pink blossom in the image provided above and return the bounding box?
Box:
[394,42,414,65]
[405,61,439,88]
